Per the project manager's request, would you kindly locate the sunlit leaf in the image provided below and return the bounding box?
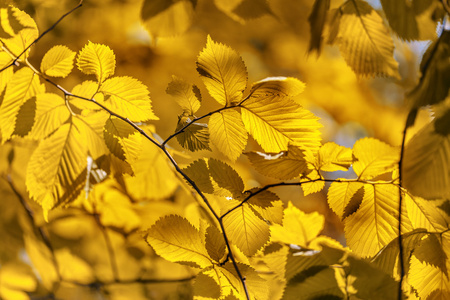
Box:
[308,0,330,54]
[141,0,196,37]
[209,110,247,161]
[77,41,116,83]
[166,75,201,114]
[197,35,247,106]
[0,262,37,300]
[176,114,211,152]
[246,189,283,224]
[56,248,95,284]
[301,175,325,196]
[182,159,214,194]
[100,76,158,122]
[344,184,413,257]
[241,92,322,153]
[352,137,399,180]
[208,158,244,198]
[317,142,352,172]
[328,0,399,78]
[12,96,35,137]
[223,204,270,256]
[0,67,44,141]
[245,143,310,180]
[69,80,104,110]
[327,180,364,220]
[205,225,226,264]
[0,51,13,94]
[193,270,221,299]
[214,0,272,24]
[40,45,76,78]
[146,215,212,268]
[271,201,324,246]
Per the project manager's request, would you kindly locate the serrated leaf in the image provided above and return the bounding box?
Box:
[317,142,352,172]
[271,202,325,247]
[40,45,76,78]
[221,262,269,300]
[248,76,305,100]
[146,215,212,268]
[241,89,321,153]
[301,177,325,196]
[223,204,270,256]
[327,180,364,219]
[100,76,158,122]
[409,231,450,299]
[197,35,247,106]
[246,189,283,224]
[166,75,201,115]
[308,0,330,54]
[0,67,45,141]
[403,115,450,200]
[209,110,248,161]
[28,93,70,140]
[205,225,226,263]
[141,0,196,37]
[246,143,310,180]
[193,271,221,299]
[352,137,399,180]
[182,159,214,194]
[406,196,450,232]
[328,0,399,78]
[26,120,88,220]
[69,80,104,110]
[175,114,211,152]
[208,158,244,197]
[12,96,35,137]
[0,6,38,60]
[77,41,115,83]
[104,116,142,165]
[408,31,450,108]
[0,52,13,94]
[344,184,413,257]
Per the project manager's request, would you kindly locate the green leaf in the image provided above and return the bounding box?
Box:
[166,75,201,114]
[408,31,450,108]
[208,158,244,198]
[0,67,45,141]
[317,142,352,172]
[352,137,399,180]
[209,110,248,161]
[246,144,310,180]
[241,87,322,153]
[141,0,196,37]
[307,0,330,54]
[146,215,212,268]
[100,76,158,122]
[197,35,248,106]
[28,93,70,140]
[40,45,76,78]
[328,0,399,78]
[223,204,270,256]
[403,114,450,200]
[77,41,116,83]
[175,114,211,151]
[344,184,413,257]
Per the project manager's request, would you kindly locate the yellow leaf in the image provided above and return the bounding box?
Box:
[209,110,248,161]
[69,80,104,110]
[0,6,38,60]
[28,93,70,140]
[246,189,283,224]
[182,159,214,194]
[56,248,95,284]
[249,76,305,99]
[307,0,330,54]
[141,0,195,37]
[0,51,13,94]
[317,142,352,172]
[271,201,324,246]
[166,75,201,114]
[221,262,269,300]
[328,0,399,78]
[241,87,322,153]
[40,45,76,78]
[214,0,272,24]
[146,214,212,268]
[0,67,44,141]
[77,41,115,83]
[208,158,244,198]
[301,175,325,196]
[205,225,226,264]
[197,35,247,106]
[0,262,37,300]
[344,184,413,257]
[352,137,399,180]
[327,180,364,220]
[26,120,89,220]
[100,76,158,122]
[223,204,270,256]
[193,270,221,299]
[124,137,179,200]
[245,144,310,180]
[406,196,449,232]
[403,113,450,200]
[176,114,211,152]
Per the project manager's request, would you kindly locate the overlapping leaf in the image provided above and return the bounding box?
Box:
[0,52,13,94]
[40,45,76,78]
[197,35,247,106]
[77,41,116,83]
[0,67,45,141]
[176,114,211,151]
[209,110,248,161]
[214,0,272,24]
[308,0,330,54]
[100,76,158,122]
[146,215,212,268]
[327,180,364,220]
[208,158,244,198]
[166,75,201,115]
[316,142,352,172]
[328,0,399,78]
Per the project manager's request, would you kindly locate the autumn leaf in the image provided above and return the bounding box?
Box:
[175,114,211,151]
[77,41,116,83]
[166,75,201,115]
[40,45,76,78]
